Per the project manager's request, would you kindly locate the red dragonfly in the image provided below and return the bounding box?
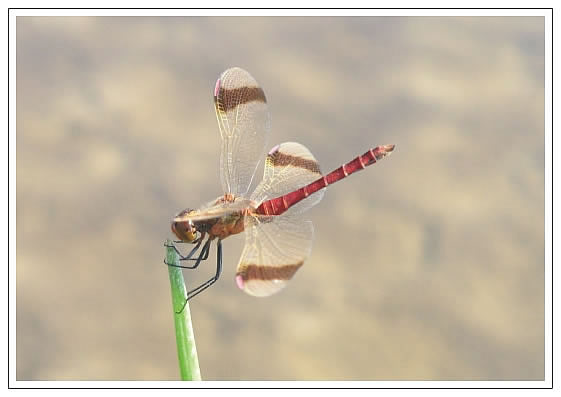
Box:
[167,67,395,306]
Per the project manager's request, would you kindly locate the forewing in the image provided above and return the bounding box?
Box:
[215,67,271,197]
[235,213,314,297]
[173,197,252,223]
[251,142,326,215]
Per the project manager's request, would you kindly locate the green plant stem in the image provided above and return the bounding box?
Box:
[165,239,202,381]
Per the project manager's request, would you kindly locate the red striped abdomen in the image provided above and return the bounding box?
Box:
[255,144,395,216]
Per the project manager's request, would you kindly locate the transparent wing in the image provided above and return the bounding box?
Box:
[173,197,253,223]
[251,142,326,215]
[215,67,271,197]
[237,142,325,296]
[235,213,314,297]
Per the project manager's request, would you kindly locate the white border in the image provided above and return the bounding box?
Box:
[7,5,554,390]
[544,5,554,392]
[7,5,17,390]
[8,8,554,17]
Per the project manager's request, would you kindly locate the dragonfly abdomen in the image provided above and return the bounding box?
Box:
[256,144,395,216]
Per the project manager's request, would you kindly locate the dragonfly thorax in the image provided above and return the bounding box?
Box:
[171,196,252,243]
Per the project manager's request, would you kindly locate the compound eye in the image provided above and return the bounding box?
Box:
[171,219,199,243]
[184,220,199,242]
[185,229,198,242]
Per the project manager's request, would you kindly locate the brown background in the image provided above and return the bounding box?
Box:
[16,16,545,380]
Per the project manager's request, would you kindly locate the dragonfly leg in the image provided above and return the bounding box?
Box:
[164,233,206,260]
[165,238,211,269]
[164,239,200,261]
[179,240,210,263]
[176,239,223,313]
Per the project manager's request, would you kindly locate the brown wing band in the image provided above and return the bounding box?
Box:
[268,151,321,174]
[215,86,267,112]
[237,261,304,281]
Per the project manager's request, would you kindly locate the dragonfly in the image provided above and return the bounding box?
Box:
[166,67,395,309]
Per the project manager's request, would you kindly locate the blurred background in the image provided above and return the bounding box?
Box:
[16,16,545,381]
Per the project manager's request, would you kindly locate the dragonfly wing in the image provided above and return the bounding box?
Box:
[173,197,252,223]
[250,142,326,215]
[215,67,271,197]
[235,213,314,297]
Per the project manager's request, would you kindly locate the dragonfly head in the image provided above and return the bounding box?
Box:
[171,209,199,243]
